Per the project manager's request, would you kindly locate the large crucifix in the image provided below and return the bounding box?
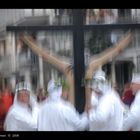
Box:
[20,30,134,111]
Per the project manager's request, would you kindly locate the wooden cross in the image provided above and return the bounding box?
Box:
[20,30,134,111]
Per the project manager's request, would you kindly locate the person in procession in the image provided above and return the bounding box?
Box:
[87,69,123,131]
[4,81,39,131]
[38,79,89,131]
[123,73,140,131]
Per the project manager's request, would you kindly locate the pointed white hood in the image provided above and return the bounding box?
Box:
[4,82,39,131]
[14,82,31,106]
[47,79,62,101]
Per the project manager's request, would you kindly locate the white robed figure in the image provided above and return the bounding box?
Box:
[4,82,39,131]
[88,69,123,131]
[123,74,140,131]
[38,79,89,131]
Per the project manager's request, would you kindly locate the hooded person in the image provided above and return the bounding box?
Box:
[90,70,106,109]
[4,82,39,131]
[88,69,123,131]
[38,79,89,131]
[123,73,140,131]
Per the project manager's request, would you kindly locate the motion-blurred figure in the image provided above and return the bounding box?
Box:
[88,69,123,131]
[4,82,39,131]
[38,79,89,131]
[123,74,140,131]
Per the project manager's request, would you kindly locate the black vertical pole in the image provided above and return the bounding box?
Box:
[73,9,85,113]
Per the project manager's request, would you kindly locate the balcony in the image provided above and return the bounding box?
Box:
[0,9,73,31]
[84,9,140,25]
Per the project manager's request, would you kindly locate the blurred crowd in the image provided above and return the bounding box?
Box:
[0,68,139,131]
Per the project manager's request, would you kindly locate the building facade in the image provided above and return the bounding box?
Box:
[0,9,140,96]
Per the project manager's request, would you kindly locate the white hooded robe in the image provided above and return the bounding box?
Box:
[38,80,89,131]
[89,89,123,131]
[4,83,39,131]
[123,90,140,131]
